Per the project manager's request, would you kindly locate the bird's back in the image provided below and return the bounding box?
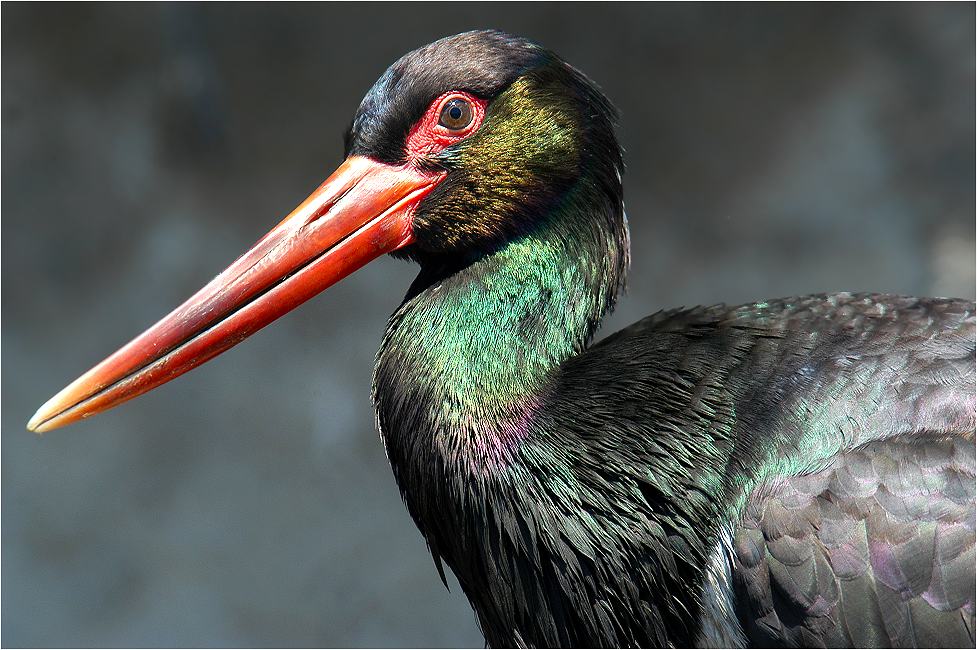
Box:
[525,292,976,647]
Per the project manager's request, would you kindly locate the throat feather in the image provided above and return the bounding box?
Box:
[374,215,621,469]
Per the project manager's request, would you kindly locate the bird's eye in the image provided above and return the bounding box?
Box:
[438,97,474,131]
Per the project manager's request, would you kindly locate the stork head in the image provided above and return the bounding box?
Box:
[28,30,624,433]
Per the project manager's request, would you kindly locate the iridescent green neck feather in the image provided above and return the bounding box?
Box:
[375,182,627,469]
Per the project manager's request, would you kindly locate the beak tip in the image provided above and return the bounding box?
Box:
[27,396,64,434]
[26,412,46,434]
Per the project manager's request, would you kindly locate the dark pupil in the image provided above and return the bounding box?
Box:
[440,98,472,130]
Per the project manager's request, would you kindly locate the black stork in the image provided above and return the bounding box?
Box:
[29,31,976,648]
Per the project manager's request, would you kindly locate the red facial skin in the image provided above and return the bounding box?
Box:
[28,91,488,433]
[406,92,488,160]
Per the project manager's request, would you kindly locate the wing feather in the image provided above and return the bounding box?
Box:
[733,436,975,648]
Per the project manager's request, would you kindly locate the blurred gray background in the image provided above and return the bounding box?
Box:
[3,3,974,647]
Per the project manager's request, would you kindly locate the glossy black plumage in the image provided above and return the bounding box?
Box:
[378,276,975,647]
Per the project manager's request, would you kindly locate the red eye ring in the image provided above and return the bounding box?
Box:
[405,91,487,160]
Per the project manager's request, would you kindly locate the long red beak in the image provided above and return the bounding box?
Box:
[28,155,443,433]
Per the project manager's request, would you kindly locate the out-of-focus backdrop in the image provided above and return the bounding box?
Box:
[3,3,974,647]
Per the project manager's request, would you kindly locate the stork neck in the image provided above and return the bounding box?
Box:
[374,211,624,467]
